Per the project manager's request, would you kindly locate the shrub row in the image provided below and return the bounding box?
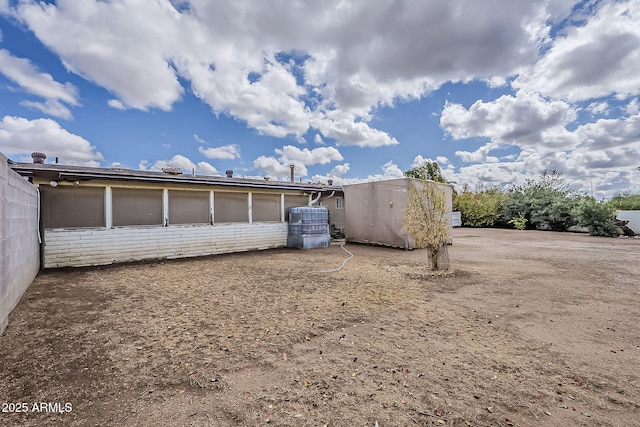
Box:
[453,170,633,237]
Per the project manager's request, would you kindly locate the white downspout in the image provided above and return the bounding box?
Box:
[322,191,336,201]
[308,191,322,206]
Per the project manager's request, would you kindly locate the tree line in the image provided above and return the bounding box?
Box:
[406,162,639,237]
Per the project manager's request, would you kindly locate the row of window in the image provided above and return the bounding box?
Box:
[40,186,311,229]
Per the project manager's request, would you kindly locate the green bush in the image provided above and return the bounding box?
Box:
[501,170,578,231]
[609,192,640,210]
[509,213,527,230]
[572,197,620,237]
[454,186,507,227]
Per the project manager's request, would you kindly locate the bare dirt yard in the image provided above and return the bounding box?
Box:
[1,228,639,426]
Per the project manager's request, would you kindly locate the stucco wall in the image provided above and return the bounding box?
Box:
[617,210,640,234]
[0,153,40,335]
[44,222,288,268]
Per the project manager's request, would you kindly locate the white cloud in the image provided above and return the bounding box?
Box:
[586,101,609,116]
[328,163,350,177]
[110,162,129,169]
[197,161,218,175]
[11,0,184,111]
[7,0,640,197]
[381,161,405,179]
[145,154,218,175]
[0,115,103,165]
[311,160,405,185]
[193,134,207,144]
[253,155,307,178]
[626,98,639,115]
[433,1,640,197]
[108,99,126,110]
[410,155,433,169]
[253,144,343,178]
[513,1,640,101]
[313,115,399,147]
[455,144,500,163]
[148,154,196,172]
[435,156,450,165]
[0,48,79,119]
[441,92,577,148]
[5,0,575,147]
[573,113,640,155]
[443,109,640,197]
[198,144,240,160]
[19,99,74,120]
[275,145,343,164]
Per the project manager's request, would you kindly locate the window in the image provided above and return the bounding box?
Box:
[40,186,105,228]
[214,192,249,223]
[112,188,163,226]
[336,196,343,209]
[169,190,209,224]
[252,193,281,222]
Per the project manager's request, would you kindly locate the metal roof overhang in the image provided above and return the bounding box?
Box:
[9,163,341,193]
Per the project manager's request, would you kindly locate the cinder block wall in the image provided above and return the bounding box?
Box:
[0,153,40,335]
[44,222,288,268]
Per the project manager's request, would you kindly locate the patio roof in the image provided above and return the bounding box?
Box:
[10,162,341,192]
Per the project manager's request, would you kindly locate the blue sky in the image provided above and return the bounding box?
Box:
[1,0,639,198]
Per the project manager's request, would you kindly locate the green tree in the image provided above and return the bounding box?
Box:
[404,161,447,183]
[501,170,578,231]
[572,197,620,237]
[454,185,507,227]
[609,192,640,210]
[403,180,450,270]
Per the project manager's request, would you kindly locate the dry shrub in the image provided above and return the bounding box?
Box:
[403,179,450,270]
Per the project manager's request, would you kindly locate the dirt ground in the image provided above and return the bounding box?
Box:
[1,228,639,427]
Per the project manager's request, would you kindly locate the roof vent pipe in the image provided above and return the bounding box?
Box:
[289,164,295,183]
[31,152,46,164]
[225,169,233,178]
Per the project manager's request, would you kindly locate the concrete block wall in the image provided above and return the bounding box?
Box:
[44,222,288,268]
[1,153,40,335]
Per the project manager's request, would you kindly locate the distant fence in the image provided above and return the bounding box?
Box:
[0,153,40,335]
[617,210,640,234]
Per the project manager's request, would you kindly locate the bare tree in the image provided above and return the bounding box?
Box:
[403,179,450,270]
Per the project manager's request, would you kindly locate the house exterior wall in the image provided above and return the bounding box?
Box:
[44,222,288,268]
[30,179,311,268]
[617,210,640,234]
[320,192,345,236]
[0,153,40,334]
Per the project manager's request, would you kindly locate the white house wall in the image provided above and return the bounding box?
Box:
[0,153,40,334]
[44,222,288,268]
[617,210,640,234]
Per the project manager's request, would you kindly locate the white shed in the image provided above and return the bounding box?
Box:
[343,178,453,249]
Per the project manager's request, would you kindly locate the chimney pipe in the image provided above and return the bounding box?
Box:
[225,169,233,178]
[289,164,295,183]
